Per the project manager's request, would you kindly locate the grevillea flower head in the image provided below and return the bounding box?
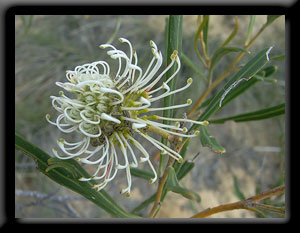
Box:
[46,38,208,196]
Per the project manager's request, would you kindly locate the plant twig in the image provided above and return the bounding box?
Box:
[187,22,269,118]
[148,157,175,218]
[191,185,285,218]
[148,127,190,218]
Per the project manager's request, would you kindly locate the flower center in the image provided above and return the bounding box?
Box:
[73,75,134,146]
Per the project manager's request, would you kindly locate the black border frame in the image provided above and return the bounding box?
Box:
[3,2,296,227]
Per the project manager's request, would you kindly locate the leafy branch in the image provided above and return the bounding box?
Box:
[187,15,282,118]
[15,132,140,218]
[191,185,285,218]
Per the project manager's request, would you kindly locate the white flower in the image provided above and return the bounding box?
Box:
[46,38,208,196]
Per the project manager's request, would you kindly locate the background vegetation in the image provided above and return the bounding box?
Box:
[15,15,285,218]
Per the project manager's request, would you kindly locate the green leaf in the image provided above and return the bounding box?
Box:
[181,52,207,81]
[210,47,249,71]
[253,203,285,217]
[221,16,239,47]
[266,15,282,26]
[233,175,246,200]
[15,132,139,218]
[131,151,195,214]
[271,54,285,61]
[130,167,155,181]
[203,15,209,55]
[163,15,182,114]
[194,15,209,65]
[197,73,268,111]
[250,207,268,218]
[172,137,191,173]
[46,158,79,179]
[253,75,277,84]
[190,46,274,130]
[199,126,226,154]
[176,159,195,181]
[197,69,277,112]
[257,65,278,77]
[216,75,259,108]
[166,167,201,202]
[131,193,156,214]
[245,15,256,45]
[209,103,285,124]
[160,15,183,176]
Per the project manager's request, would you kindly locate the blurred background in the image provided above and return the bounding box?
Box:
[15,15,285,218]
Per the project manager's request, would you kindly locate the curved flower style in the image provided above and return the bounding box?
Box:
[46,38,208,196]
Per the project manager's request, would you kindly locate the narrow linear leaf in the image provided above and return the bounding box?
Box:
[163,16,169,67]
[181,52,207,81]
[15,133,139,218]
[253,203,285,216]
[266,15,282,26]
[199,126,226,154]
[271,54,285,61]
[172,137,191,173]
[197,71,278,113]
[221,16,239,47]
[131,153,195,214]
[130,167,155,181]
[257,65,278,77]
[160,15,183,176]
[210,47,249,71]
[209,103,285,124]
[132,181,171,214]
[190,46,274,131]
[215,75,259,108]
[139,140,192,213]
[176,159,195,180]
[161,141,194,204]
[166,167,201,202]
[253,75,277,83]
[198,72,269,111]
[212,66,278,109]
[45,161,78,179]
[249,207,268,218]
[164,15,183,110]
[168,186,201,203]
[194,15,209,65]
[203,15,209,55]
[233,175,246,200]
[245,15,256,45]
[162,14,183,118]
[131,193,156,214]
